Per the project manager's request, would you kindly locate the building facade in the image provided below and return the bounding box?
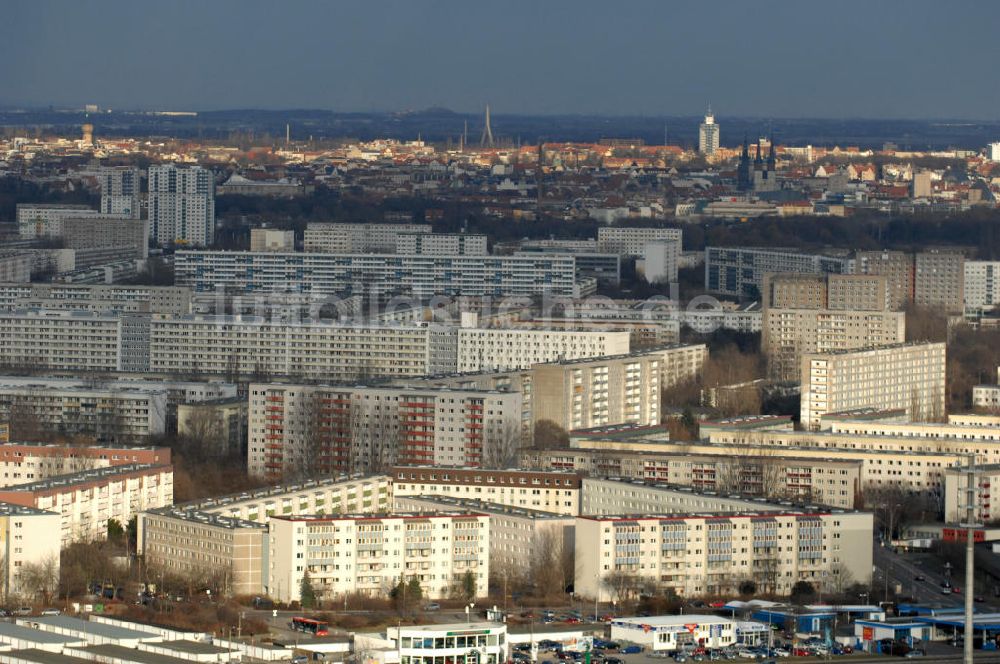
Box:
[395,233,488,256]
[574,509,873,599]
[0,310,142,373]
[99,167,141,218]
[249,228,295,252]
[852,250,913,310]
[705,247,850,299]
[0,283,191,315]
[15,204,109,239]
[0,463,173,545]
[698,109,720,156]
[392,467,581,515]
[0,503,62,599]
[174,251,578,299]
[597,227,683,256]
[304,222,431,253]
[248,384,522,479]
[267,512,490,602]
[914,250,964,313]
[800,343,947,430]
[148,164,215,246]
[455,328,630,373]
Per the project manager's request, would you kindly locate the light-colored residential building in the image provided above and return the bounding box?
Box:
[140,474,393,595]
[392,467,581,515]
[852,250,914,310]
[800,342,946,430]
[0,503,62,598]
[698,109,720,157]
[915,250,964,313]
[0,310,149,373]
[174,251,578,299]
[0,463,173,545]
[149,315,440,380]
[394,495,575,584]
[15,204,108,239]
[763,308,905,382]
[580,476,791,516]
[249,228,295,252]
[641,240,680,284]
[0,381,167,443]
[574,509,873,599]
[598,227,682,256]
[763,273,889,312]
[0,283,191,315]
[943,464,1000,524]
[248,384,522,479]
[267,512,490,602]
[395,232,488,255]
[974,376,1000,411]
[304,222,430,253]
[148,164,215,246]
[520,446,861,509]
[0,443,170,488]
[99,166,141,218]
[456,327,630,373]
[964,261,1000,313]
[138,508,267,596]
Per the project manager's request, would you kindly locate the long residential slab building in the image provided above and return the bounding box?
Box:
[174,250,579,298]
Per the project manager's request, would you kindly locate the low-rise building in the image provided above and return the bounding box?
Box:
[387,623,508,664]
[610,615,738,653]
[267,511,489,603]
[250,228,295,252]
[0,443,170,488]
[392,467,581,515]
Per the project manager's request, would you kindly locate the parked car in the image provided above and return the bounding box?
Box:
[622,646,643,654]
[424,602,440,611]
[904,649,926,658]
[16,607,31,616]
[672,655,687,663]
[976,596,986,603]
[953,586,962,594]
[604,657,624,664]
[40,609,60,616]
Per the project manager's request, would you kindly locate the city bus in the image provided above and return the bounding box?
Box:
[290,617,330,636]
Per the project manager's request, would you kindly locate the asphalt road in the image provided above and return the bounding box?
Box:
[874,543,968,607]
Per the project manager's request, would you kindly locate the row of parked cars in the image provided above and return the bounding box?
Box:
[650,640,858,662]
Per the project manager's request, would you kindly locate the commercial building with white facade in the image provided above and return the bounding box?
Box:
[612,615,737,653]
[174,251,578,299]
[0,463,173,545]
[148,164,215,246]
[304,222,430,253]
[800,342,946,430]
[575,507,873,599]
[597,227,682,256]
[392,467,581,515]
[248,383,522,479]
[267,511,489,603]
[387,622,508,664]
[456,327,630,373]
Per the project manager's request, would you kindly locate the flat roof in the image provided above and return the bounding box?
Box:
[144,507,266,530]
[273,511,487,523]
[23,615,159,640]
[0,463,168,493]
[71,645,191,664]
[614,615,733,626]
[0,648,94,664]
[397,495,575,520]
[155,639,237,655]
[178,473,386,512]
[0,623,83,644]
[0,502,59,517]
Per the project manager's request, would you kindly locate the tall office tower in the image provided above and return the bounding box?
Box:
[148,164,215,246]
[100,166,141,218]
[698,107,719,156]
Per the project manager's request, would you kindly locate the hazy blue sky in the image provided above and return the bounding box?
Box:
[3,0,998,119]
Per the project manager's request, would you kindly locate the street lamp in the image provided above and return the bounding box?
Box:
[466,602,475,626]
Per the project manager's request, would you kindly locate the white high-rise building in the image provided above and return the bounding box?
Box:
[99,166,141,218]
[988,142,1000,163]
[698,108,720,156]
[148,164,215,246]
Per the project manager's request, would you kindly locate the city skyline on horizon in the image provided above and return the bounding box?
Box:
[3,0,999,122]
